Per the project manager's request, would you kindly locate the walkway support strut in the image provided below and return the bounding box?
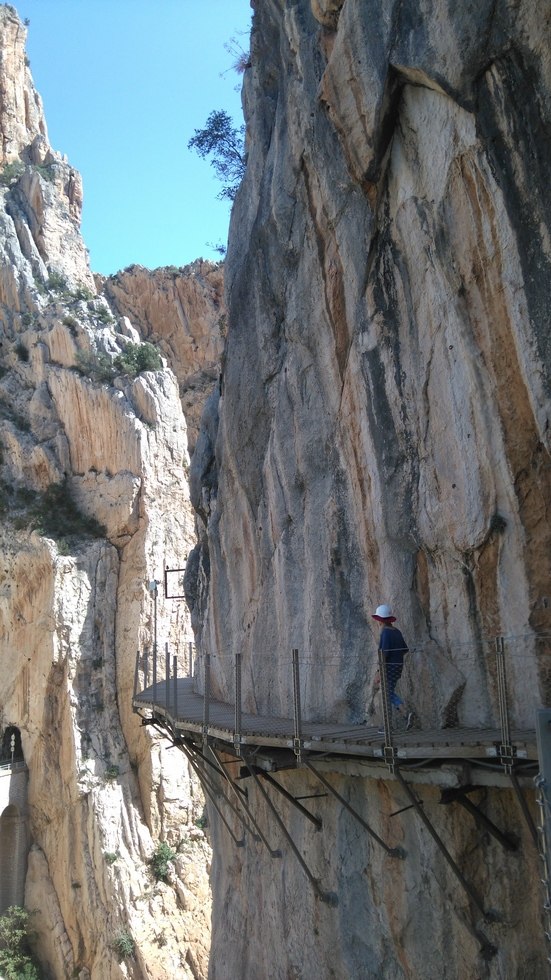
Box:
[304,760,405,859]
[395,768,499,928]
[241,751,337,906]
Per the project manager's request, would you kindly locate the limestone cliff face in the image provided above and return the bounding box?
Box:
[100,262,225,455]
[188,0,551,976]
[0,7,210,978]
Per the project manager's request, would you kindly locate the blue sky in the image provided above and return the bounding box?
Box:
[17,0,251,275]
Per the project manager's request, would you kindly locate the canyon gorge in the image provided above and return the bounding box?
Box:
[1,0,551,978]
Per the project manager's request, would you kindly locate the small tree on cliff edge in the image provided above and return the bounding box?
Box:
[188,109,245,201]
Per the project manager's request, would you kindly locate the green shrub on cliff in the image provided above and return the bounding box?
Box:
[0,479,106,545]
[150,841,176,881]
[113,341,162,376]
[76,342,161,384]
[75,349,116,383]
[32,481,106,542]
[0,161,24,187]
[111,930,135,962]
[0,906,40,980]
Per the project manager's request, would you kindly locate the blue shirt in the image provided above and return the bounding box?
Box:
[380,626,409,665]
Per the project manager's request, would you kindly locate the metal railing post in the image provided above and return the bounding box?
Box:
[378,648,395,772]
[234,652,242,754]
[144,648,149,689]
[152,580,158,711]
[152,641,157,714]
[165,643,170,712]
[133,650,140,700]
[495,640,539,844]
[203,653,211,747]
[292,649,303,767]
[173,654,178,721]
[495,636,514,773]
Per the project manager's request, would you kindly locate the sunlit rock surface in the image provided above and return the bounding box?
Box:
[0,6,211,977]
[101,261,225,454]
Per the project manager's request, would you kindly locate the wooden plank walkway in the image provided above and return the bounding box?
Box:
[133,678,537,764]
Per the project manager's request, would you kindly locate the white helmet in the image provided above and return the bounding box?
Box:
[372,604,396,621]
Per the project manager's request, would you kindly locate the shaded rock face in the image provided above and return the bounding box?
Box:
[101,262,226,454]
[187,0,551,976]
[0,7,211,978]
[193,0,551,723]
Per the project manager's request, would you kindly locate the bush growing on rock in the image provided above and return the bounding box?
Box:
[75,349,116,383]
[76,342,162,384]
[0,905,40,980]
[33,480,106,542]
[114,341,162,376]
[111,930,135,962]
[45,270,68,293]
[150,841,176,881]
[103,764,120,782]
[0,161,24,186]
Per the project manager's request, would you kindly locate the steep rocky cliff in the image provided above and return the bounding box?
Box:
[187,0,551,976]
[0,6,212,978]
[100,262,225,455]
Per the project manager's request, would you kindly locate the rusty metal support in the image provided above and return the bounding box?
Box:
[395,768,498,925]
[180,742,246,847]
[304,760,405,858]
[509,766,539,848]
[207,745,280,854]
[439,786,519,851]
[496,639,538,846]
[258,769,322,830]
[183,743,262,842]
[241,751,337,905]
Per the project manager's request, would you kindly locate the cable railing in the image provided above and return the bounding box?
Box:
[132,639,195,713]
[133,630,546,768]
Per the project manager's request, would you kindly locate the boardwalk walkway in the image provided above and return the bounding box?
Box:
[133,675,543,931]
[133,677,537,766]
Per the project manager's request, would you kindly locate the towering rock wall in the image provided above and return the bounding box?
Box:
[0,6,211,977]
[188,0,551,976]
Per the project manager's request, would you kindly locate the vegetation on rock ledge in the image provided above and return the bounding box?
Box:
[0,906,40,980]
[76,341,162,383]
[150,841,176,882]
[0,479,106,549]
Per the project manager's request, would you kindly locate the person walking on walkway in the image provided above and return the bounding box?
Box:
[372,604,413,731]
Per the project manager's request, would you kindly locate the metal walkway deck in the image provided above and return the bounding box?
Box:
[132,677,537,765]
